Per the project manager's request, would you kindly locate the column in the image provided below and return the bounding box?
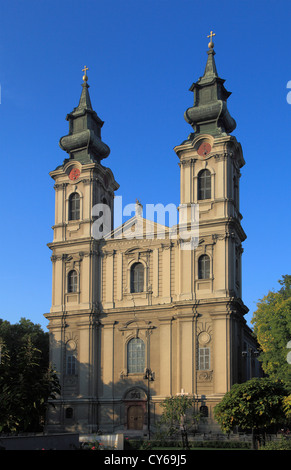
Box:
[158,317,173,396]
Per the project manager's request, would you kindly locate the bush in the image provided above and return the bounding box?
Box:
[260,437,291,450]
[190,440,251,449]
[124,438,251,450]
[124,438,143,450]
[80,440,105,450]
[152,439,183,448]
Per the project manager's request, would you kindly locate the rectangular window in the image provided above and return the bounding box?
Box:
[67,355,77,375]
[198,348,210,370]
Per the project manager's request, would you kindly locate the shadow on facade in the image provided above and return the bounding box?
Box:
[47,336,157,435]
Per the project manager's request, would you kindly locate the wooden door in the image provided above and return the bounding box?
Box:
[127,405,144,430]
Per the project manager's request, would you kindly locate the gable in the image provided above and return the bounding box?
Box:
[105,215,170,242]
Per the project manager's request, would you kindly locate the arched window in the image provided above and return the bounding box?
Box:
[198,254,210,279]
[127,338,145,374]
[198,169,211,200]
[68,270,78,293]
[69,192,80,220]
[130,262,144,293]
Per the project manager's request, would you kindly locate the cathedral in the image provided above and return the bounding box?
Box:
[45,35,260,435]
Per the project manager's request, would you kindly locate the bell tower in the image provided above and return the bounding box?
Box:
[45,68,119,432]
[44,44,259,436]
[174,34,248,395]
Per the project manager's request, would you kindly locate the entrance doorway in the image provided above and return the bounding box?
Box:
[127,405,144,430]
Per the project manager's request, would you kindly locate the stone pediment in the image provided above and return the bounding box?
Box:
[124,247,152,256]
[118,319,155,332]
[105,215,169,242]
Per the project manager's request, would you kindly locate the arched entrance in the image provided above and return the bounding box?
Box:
[124,387,147,431]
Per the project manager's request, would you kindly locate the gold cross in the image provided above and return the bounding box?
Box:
[207,30,216,41]
[82,65,89,81]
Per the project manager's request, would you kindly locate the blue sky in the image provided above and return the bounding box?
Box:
[0,0,290,331]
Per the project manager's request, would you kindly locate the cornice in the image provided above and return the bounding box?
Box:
[47,237,101,250]
[197,217,246,241]
[117,319,156,332]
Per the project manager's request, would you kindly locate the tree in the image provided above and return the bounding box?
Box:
[0,318,60,433]
[251,275,291,389]
[0,318,49,368]
[214,377,288,448]
[283,395,291,420]
[156,395,200,449]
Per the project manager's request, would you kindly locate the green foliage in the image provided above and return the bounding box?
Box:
[159,395,200,433]
[0,318,49,366]
[251,275,291,389]
[283,395,291,418]
[140,440,153,450]
[0,318,60,433]
[190,440,251,449]
[156,395,200,448]
[124,438,143,450]
[82,440,105,450]
[260,436,291,450]
[124,438,252,450]
[214,377,288,433]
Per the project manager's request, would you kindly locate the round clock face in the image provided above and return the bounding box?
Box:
[69,168,81,181]
[197,142,212,157]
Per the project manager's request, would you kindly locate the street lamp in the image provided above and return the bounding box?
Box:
[144,368,155,439]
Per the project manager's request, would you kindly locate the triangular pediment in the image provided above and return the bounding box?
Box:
[104,215,170,241]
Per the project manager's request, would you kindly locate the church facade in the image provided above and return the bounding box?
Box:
[45,39,260,435]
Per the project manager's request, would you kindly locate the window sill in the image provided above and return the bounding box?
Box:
[66,292,80,303]
[124,291,150,299]
[127,373,146,378]
[67,221,80,233]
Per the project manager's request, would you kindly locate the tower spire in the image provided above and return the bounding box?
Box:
[74,65,93,111]
[59,66,110,164]
[184,32,236,137]
[200,31,218,84]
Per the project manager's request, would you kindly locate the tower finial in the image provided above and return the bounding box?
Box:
[82,65,89,82]
[207,30,216,49]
